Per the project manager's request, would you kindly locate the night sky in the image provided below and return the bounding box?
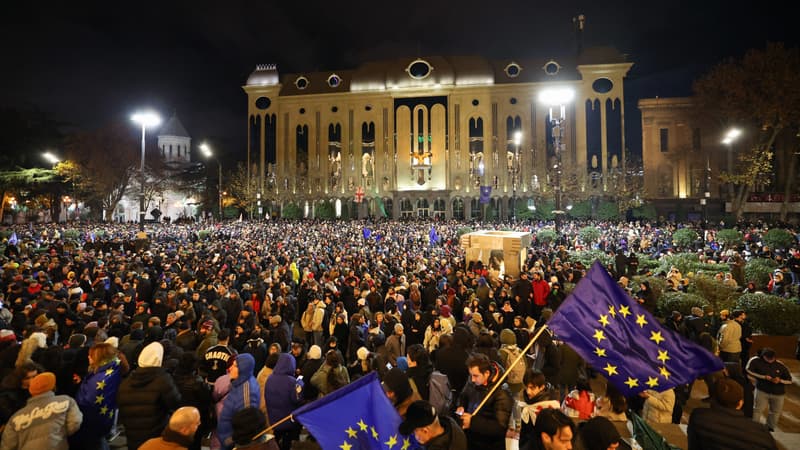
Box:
[1,1,795,164]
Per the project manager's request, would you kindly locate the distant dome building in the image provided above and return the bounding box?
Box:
[115,113,200,223]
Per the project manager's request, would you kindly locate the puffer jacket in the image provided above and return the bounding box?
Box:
[264,353,303,432]
[218,353,261,450]
[117,366,181,450]
[1,391,83,450]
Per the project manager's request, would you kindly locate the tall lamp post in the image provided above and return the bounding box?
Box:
[42,152,62,222]
[199,142,223,219]
[512,130,522,222]
[131,111,161,231]
[721,127,741,200]
[539,87,575,235]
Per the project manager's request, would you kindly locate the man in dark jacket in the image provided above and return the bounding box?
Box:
[687,377,777,450]
[455,353,512,450]
[117,341,182,450]
[264,353,303,450]
[399,400,467,450]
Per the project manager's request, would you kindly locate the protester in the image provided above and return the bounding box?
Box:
[0,372,82,450]
[399,399,467,450]
[139,406,202,450]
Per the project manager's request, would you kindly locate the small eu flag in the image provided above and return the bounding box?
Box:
[293,372,411,450]
[547,261,723,396]
[479,186,492,204]
[429,226,440,246]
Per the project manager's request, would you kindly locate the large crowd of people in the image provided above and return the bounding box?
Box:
[0,218,797,450]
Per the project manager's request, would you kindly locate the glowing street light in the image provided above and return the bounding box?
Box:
[42,151,60,165]
[131,110,161,230]
[199,142,223,219]
[539,86,575,234]
[721,127,742,199]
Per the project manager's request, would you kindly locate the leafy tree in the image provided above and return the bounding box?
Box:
[60,122,139,220]
[672,228,700,249]
[596,200,620,220]
[0,168,65,221]
[282,202,303,219]
[226,162,260,217]
[693,43,800,220]
[716,228,743,248]
[566,200,591,220]
[536,229,558,245]
[762,228,795,250]
[316,201,336,219]
[578,226,601,245]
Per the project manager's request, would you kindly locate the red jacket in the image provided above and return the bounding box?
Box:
[531,280,550,306]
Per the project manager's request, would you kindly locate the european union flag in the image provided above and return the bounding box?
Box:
[293,372,411,450]
[362,227,372,240]
[429,226,440,246]
[547,261,723,396]
[479,186,492,204]
[8,232,17,246]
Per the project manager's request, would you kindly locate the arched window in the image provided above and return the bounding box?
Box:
[296,124,309,176]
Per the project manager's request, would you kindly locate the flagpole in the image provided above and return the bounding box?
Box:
[472,324,549,416]
[251,413,295,441]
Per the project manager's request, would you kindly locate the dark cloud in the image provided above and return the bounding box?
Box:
[1,1,795,162]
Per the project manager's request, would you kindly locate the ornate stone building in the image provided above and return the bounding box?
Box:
[243,49,633,219]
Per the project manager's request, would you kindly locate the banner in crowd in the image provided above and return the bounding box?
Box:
[547,261,724,396]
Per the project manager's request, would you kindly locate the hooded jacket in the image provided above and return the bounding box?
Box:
[117,365,181,450]
[264,353,303,432]
[218,353,261,450]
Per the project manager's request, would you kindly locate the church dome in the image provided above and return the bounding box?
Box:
[247,64,280,86]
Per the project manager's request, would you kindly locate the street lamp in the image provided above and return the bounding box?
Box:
[42,152,60,165]
[131,111,161,231]
[539,87,575,235]
[512,130,522,222]
[721,127,741,199]
[199,142,223,220]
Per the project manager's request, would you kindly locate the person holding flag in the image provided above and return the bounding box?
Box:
[454,353,513,450]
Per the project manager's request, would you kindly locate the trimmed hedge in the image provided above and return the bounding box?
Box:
[762,228,796,250]
[744,258,778,290]
[658,291,707,317]
[687,274,739,313]
[578,226,601,245]
[536,230,558,245]
[656,254,727,277]
[736,293,800,336]
[672,228,699,249]
[569,250,612,269]
[716,229,743,248]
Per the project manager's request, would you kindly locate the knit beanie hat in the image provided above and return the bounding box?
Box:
[0,329,16,343]
[307,345,322,360]
[500,329,516,346]
[382,368,412,402]
[356,346,369,361]
[138,342,164,368]
[29,372,56,396]
[232,407,268,445]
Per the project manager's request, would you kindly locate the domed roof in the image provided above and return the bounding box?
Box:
[246,64,280,86]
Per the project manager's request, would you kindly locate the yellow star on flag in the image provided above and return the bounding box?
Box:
[657,349,670,363]
[598,314,610,327]
[594,347,607,357]
[646,377,660,388]
[95,394,104,405]
[649,331,665,345]
[635,314,648,328]
[603,363,618,376]
[593,329,606,343]
[100,405,108,415]
[105,368,114,376]
[659,366,671,379]
[608,305,617,317]
[345,427,358,439]
[385,435,398,449]
[401,438,411,450]
[339,441,352,450]
[357,420,368,431]
[624,377,639,389]
[618,304,631,318]
[371,426,379,440]
[96,380,106,390]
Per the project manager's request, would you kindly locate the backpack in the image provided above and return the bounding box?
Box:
[427,370,453,416]
[500,345,526,385]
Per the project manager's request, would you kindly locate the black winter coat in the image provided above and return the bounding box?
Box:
[117,366,181,450]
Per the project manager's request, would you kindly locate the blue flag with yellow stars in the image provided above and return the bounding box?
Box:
[293,372,413,450]
[547,261,723,396]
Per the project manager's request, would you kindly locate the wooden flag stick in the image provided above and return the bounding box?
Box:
[472,324,549,416]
